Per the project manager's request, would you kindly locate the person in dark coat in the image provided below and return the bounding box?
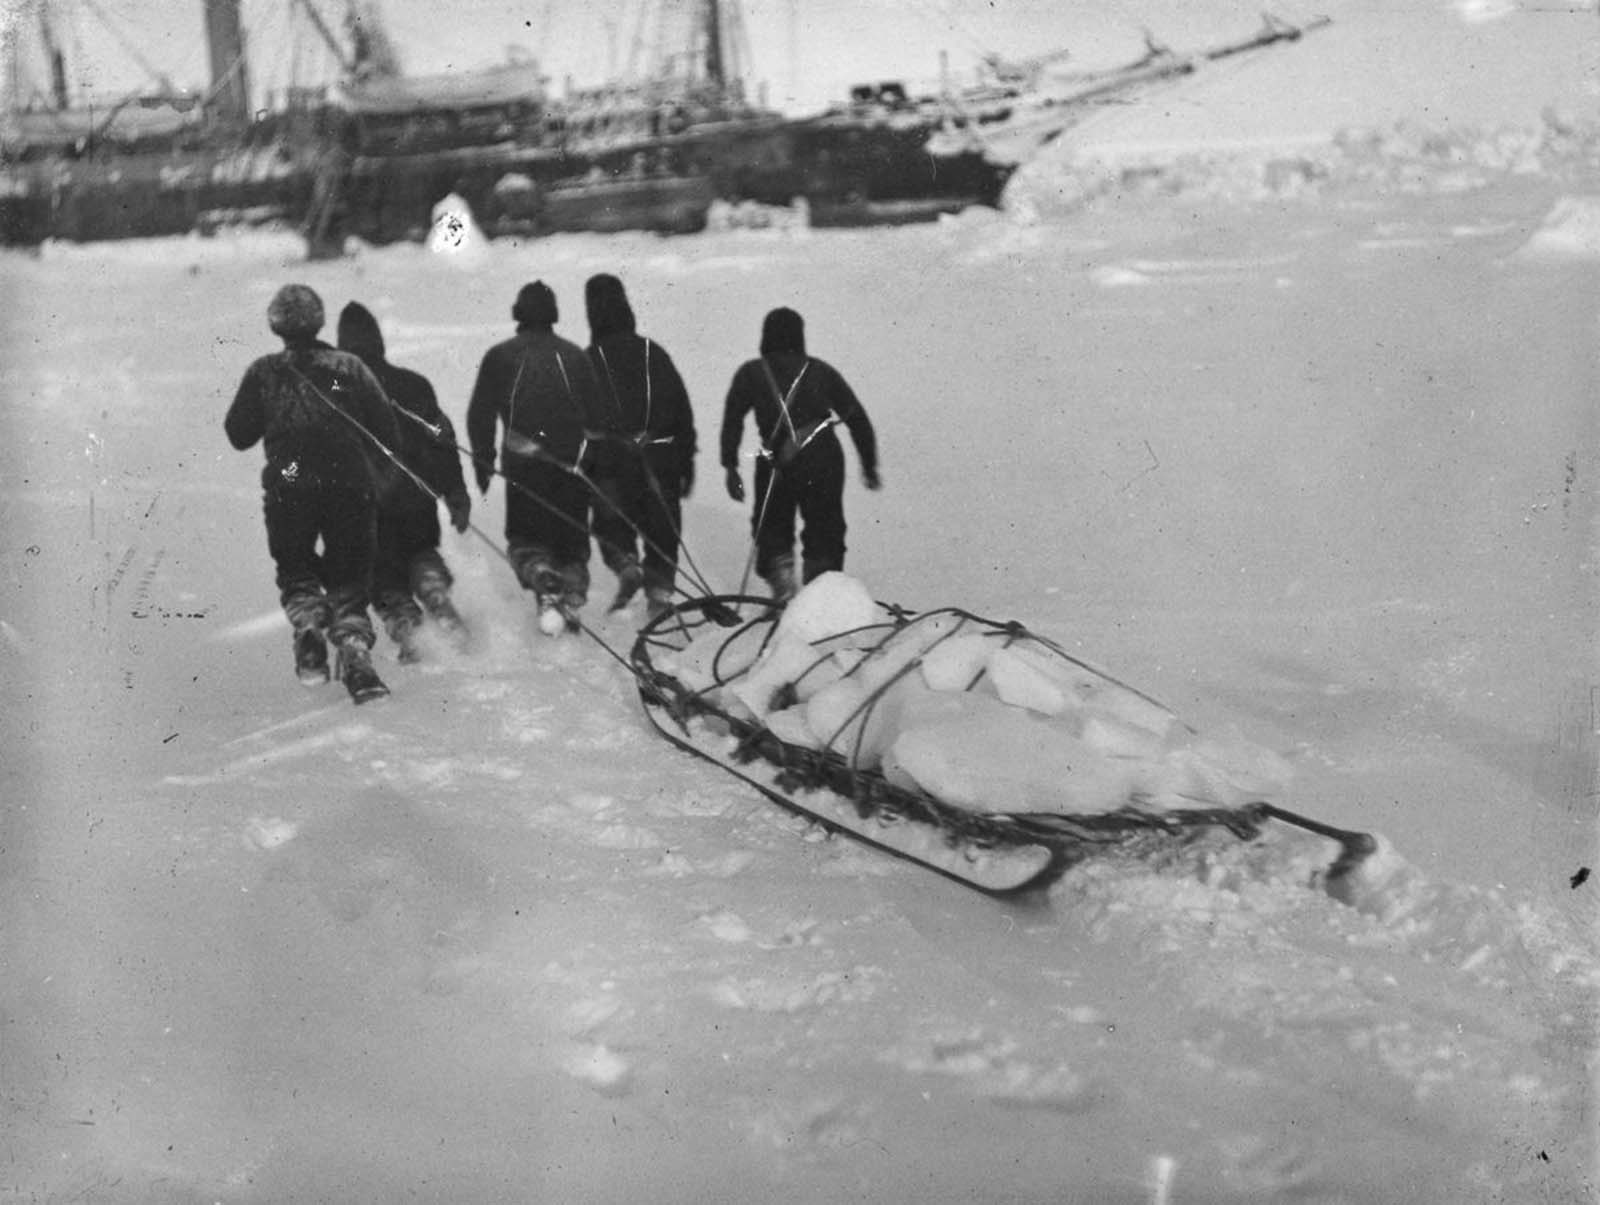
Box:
[225,283,399,701]
[336,301,472,661]
[720,307,881,601]
[583,273,697,620]
[465,281,608,629]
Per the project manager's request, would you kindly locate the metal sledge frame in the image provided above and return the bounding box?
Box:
[629,593,1377,898]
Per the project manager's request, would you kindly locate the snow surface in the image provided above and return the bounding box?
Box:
[3,170,1599,1199]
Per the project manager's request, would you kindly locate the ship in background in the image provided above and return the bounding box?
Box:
[322,0,1018,245]
[0,0,337,244]
[1,1,1330,249]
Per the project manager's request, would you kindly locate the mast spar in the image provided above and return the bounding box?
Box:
[703,0,724,91]
[202,0,252,124]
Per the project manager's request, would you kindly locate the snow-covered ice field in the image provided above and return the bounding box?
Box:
[3,172,1598,1198]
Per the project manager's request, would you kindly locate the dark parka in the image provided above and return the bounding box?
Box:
[719,307,879,585]
[465,323,606,486]
[465,282,608,599]
[336,302,468,524]
[585,275,697,489]
[584,273,697,595]
[225,332,399,645]
[225,340,397,493]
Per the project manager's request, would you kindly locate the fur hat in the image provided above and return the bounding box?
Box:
[267,284,325,339]
[759,307,806,357]
[584,273,636,340]
[513,280,558,327]
[336,301,386,363]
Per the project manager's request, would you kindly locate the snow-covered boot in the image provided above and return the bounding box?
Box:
[417,584,469,651]
[381,609,425,665]
[762,556,798,605]
[644,585,673,624]
[293,626,330,685]
[608,559,645,613]
[531,569,578,637]
[335,639,390,704]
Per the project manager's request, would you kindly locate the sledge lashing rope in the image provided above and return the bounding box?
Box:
[629,593,1378,900]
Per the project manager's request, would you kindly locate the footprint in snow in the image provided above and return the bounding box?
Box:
[889,1030,1106,1113]
[710,966,880,1012]
[245,816,298,850]
[560,1042,632,1095]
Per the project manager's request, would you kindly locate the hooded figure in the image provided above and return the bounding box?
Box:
[336,301,472,660]
[720,306,881,600]
[224,284,400,701]
[465,280,608,629]
[583,273,698,619]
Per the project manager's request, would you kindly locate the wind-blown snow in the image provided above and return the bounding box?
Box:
[2,167,1597,1200]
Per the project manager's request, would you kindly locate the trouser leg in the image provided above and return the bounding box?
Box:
[372,509,424,648]
[264,486,332,633]
[591,474,638,578]
[316,488,378,649]
[637,473,681,597]
[507,460,591,606]
[796,447,848,582]
[751,461,798,586]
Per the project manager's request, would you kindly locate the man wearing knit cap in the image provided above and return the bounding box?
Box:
[225,283,400,702]
[583,273,698,622]
[466,280,608,633]
[720,306,881,602]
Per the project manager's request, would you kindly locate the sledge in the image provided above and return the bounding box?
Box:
[629,576,1376,900]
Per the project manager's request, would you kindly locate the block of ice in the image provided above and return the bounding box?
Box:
[658,623,764,693]
[765,705,821,750]
[889,707,1142,816]
[987,645,1069,716]
[919,632,996,691]
[1088,684,1178,740]
[789,648,857,703]
[774,572,881,645]
[1080,714,1169,761]
[804,677,875,759]
[732,634,835,717]
[853,612,966,696]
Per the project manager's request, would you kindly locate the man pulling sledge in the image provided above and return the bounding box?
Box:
[225,284,399,703]
[583,273,698,623]
[720,307,881,601]
[337,301,472,662]
[466,281,608,634]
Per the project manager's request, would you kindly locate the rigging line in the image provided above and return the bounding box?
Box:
[593,338,717,597]
[735,463,782,597]
[428,404,716,601]
[632,437,718,600]
[375,365,715,601]
[288,360,656,669]
[496,345,718,600]
[75,0,173,90]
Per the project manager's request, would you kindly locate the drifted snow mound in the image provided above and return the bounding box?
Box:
[1008,110,1600,216]
[1515,195,1600,260]
[661,572,1292,818]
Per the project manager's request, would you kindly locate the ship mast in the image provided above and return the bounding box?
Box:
[703,0,724,92]
[38,5,71,109]
[203,0,252,124]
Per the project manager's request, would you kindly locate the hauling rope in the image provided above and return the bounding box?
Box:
[630,580,1378,900]
[300,348,1378,903]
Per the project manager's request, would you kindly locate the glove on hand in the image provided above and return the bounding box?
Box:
[724,466,745,503]
[445,490,471,533]
[863,468,882,492]
[679,457,695,500]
